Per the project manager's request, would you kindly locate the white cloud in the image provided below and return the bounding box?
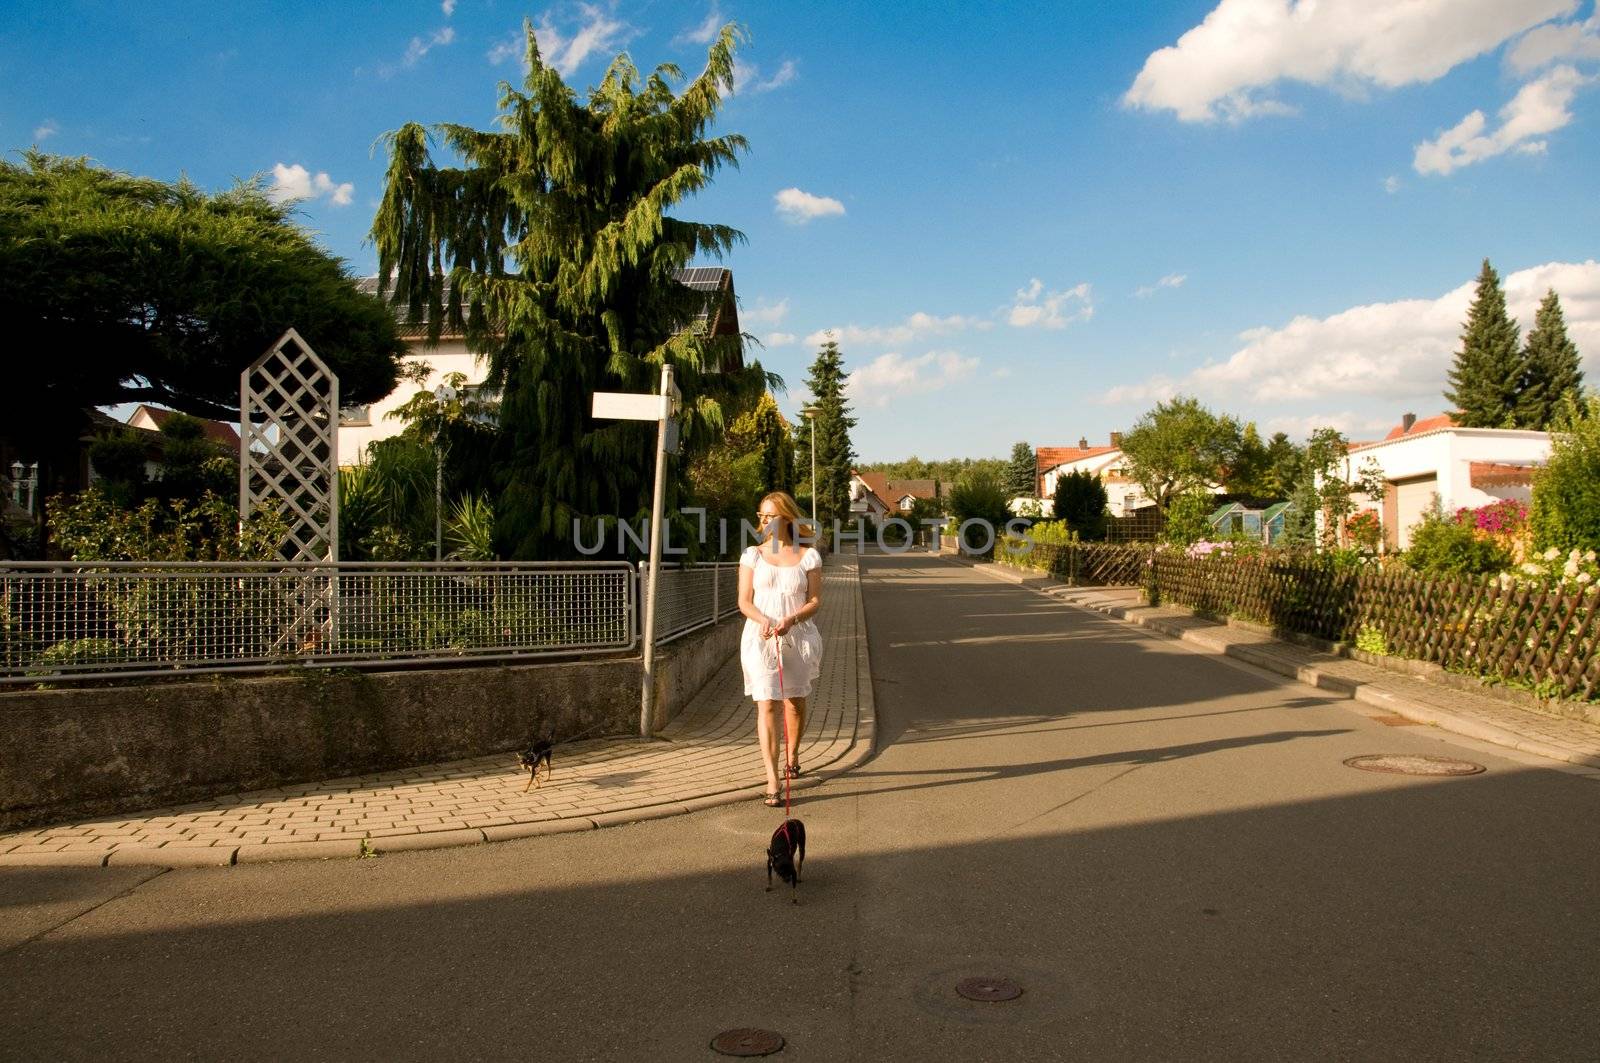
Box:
[1413,64,1595,175]
[402,25,455,68]
[803,313,986,349]
[774,187,845,223]
[1100,375,1180,406]
[1262,411,1395,438]
[845,350,980,408]
[1135,272,1188,298]
[1103,259,1600,406]
[733,59,799,94]
[675,7,722,46]
[992,367,1014,379]
[1384,175,1402,193]
[441,0,457,15]
[1507,14,1600,74]
[33,120,58,141]
[1008,279,1093,328]
[1124,0,1574,123]
[489,6,631,76]
[764,332,797,347]
[267,163,354,207]
[744,297,790,326]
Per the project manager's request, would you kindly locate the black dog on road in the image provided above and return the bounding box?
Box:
[766,818,806,901]
[517,738,554,792]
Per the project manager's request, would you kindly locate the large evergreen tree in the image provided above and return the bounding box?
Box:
[1005,441,1036,498]
[1518,288,1585,430]
[803,340,856,524]
[371,24,773,558]
[1445,259,1523,428]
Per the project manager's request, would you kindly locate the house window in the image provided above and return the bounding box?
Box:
[339,405,371,426]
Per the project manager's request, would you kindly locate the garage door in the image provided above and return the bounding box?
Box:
[1394,475,1438,549]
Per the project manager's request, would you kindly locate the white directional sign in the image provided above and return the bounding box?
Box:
[592,391,670,421]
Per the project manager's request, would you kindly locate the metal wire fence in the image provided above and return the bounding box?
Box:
[643,562,742,644]
[0,561,639,684]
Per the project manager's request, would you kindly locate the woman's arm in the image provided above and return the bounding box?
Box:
[737,561,775,636]
[776,567,823,633]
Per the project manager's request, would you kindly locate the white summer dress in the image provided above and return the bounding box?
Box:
[739,544,824,700]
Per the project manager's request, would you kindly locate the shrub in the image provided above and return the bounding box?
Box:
[947,471,1012,555]
[1530,392,1600,554]
[49,488,288,562]
[1162,491,1214,547]
[1404,511,1512,576]
[1051,469,1108,540]
[1345,509,1381,552]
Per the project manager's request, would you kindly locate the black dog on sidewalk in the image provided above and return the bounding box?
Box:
[766,818,806,901]
[517,738,554,792]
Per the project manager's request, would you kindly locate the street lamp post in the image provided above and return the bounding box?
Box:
[800,405,820,525]
[10,461,38,515]
[432,383,457,562]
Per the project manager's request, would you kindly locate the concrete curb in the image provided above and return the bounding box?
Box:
[957,556,1600,771]
[0,557,880,871]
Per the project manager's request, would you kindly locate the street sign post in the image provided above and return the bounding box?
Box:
[592,364,679,739]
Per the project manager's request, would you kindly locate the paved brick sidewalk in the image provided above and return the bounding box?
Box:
[0,556,875,869]
[966,559,1600,771]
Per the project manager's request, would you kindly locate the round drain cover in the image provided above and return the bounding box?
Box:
[710,1028,784,1057]
[955,977,1023,1002]
[1343,754,1485,776]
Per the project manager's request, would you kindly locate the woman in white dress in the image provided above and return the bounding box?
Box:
[738,491,824,807]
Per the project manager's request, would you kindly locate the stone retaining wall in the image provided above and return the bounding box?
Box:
[0,618,739,831]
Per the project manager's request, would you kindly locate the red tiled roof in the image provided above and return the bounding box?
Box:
[131,405,241,453]
[1383,413,1456,440]
[853,471,937,510]
[1470,462,1539,488]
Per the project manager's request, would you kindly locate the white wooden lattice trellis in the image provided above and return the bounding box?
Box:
[240,328,340,562]
[240,329,340,654]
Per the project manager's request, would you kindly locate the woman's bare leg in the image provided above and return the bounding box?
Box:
[783,696,808,772]
[756,699,781,795]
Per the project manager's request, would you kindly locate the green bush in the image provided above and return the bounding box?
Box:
[947,471,1012,555]
[1531,392,1600,554]
[1051,469,1108,540]
[1162,491,1214,547]
[1404,512,1512,576]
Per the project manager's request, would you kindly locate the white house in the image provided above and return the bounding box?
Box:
[1338,413,1549,549]
[1037,435,1172,517]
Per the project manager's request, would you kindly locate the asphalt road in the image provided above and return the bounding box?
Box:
[3,554,1599,1061]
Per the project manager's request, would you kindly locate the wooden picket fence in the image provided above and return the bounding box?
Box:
[994,541,1600,701]
[1150,553,1600,702]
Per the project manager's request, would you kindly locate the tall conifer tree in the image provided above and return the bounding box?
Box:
[1006,441,1037,498]
[370,24,772,558]
[1444,259,1523,428]
[1518,288,1585,430]
[804,340,856,523]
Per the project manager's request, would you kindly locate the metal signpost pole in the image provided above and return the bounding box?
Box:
[591,368,678,740]
[639,363,676,739]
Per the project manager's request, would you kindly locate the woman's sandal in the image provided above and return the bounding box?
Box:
[785,760,803,780]
[762,791,782,807]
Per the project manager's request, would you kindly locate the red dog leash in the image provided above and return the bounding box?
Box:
[772,630,792,816]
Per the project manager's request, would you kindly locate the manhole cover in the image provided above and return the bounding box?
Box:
[955,977,1023,1002]
[1343,754,1485,776]
[710,1028,784,1057]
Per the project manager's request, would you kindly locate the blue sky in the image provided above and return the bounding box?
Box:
[5,1,1599,459]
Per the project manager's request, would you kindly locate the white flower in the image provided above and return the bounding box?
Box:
[1521,562,1542,575]
[1564,561,1581,578]
[1586,551,1597,563]
[1579,572,1594,584]
[1543,547,1561,561]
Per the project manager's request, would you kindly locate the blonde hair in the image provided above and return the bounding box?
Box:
[759,491,810,543]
